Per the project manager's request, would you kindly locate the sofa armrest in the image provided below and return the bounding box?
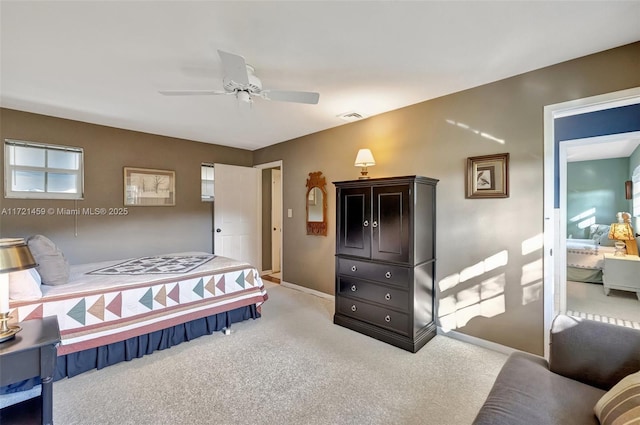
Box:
[549,314,640,390]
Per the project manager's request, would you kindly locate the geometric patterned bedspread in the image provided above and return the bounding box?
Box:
[88,255,215,275]
[8,255,268,356]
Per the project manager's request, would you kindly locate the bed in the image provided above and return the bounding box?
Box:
[566,224,617,283]
[1,238,268,400]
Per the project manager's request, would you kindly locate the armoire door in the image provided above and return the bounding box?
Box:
[338,186,371,258]
[372,184,410,263]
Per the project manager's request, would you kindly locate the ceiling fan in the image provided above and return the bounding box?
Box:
[159,50,320,105]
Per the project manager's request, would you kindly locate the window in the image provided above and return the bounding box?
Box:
[4,139,84,199]
[201,163,214,202]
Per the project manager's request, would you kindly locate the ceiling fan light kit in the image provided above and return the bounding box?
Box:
[160,50,319,105]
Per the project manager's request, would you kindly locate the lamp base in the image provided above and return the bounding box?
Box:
[0,313,21,343]
[613,241,626,257]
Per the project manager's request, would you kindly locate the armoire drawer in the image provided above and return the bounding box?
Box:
[338,258,410,287]
[338,277,408,312]
[336,296,410,336]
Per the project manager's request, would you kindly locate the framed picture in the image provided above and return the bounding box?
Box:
[466,153,509,198]
[124,167,175,206]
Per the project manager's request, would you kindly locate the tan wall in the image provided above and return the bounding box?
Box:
[0,109,252,263]
[253,42,640,355]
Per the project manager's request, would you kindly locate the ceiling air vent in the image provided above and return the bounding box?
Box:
[337,111,367,122]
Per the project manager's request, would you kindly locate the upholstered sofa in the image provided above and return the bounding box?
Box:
[473,314,640,425]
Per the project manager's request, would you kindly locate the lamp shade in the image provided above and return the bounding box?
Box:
[0,238,37,274]
[608,223,634,241]
[354,149,376,167]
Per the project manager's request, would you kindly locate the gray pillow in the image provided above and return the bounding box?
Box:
[26,235,70,286]
[599,232,616,246]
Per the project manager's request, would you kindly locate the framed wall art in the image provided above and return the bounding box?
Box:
[466,153,509,199]
[124,167,175,206]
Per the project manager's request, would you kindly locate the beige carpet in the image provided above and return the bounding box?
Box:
[567,280,640,329]
[50,282,506,425]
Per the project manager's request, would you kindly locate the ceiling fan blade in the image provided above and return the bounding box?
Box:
[159,90,229,96]
[262,90,320,104]
[217,50,249,86]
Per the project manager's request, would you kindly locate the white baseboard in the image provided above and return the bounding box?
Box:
[280,281,335,301]
[437,327,516,356]
[260,270,273,276]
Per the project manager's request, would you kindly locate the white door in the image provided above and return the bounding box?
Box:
[214,163,261,267]
[271,169,282,273]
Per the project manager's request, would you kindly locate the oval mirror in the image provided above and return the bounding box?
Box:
[306,171,328,236]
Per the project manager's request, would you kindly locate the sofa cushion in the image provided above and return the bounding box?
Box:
[473,351,604,425]
[550,315,640,390]
[26,234,70,286]
[594,370,640,425]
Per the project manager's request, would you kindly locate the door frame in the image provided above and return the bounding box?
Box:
[271,168,282,273]
[255,160,284,278]
[543,86,640,358]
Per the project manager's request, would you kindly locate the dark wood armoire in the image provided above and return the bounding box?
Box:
[333,175,438,352]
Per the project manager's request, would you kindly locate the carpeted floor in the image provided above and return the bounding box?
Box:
[51,283,506,425]
[567,280,640,328]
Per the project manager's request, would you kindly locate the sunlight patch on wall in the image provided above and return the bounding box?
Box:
[438,273,506,332]
[522,233,543,256]
[521,258,543,305]
[569,208,596,230]
[445,119,505,144]
[440,250,508,292]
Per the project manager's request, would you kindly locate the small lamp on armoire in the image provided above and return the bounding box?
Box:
[354,149,376,179]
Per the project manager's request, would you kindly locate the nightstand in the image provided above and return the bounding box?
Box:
[0,316,61,425]
[603,253,640,301]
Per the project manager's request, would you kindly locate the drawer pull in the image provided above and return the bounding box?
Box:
[372,221,378,228]
[363,220,369,227]
[385,293,391,301]
[351,265,357,272]
[351,305,357,312]
[351,285,357,292]
[385,271,392,279]
[384,315,391,323]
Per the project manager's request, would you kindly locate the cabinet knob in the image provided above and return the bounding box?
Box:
[384,315,391,323]
[351,265,357,272]
[385,293,391,301]
[372,221,378,228]
[351,285,357,292]
[363,220,369,227]
[351,305,357,312]
[385,271,392,279]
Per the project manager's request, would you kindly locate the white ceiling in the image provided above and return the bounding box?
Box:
[1,1,639,151]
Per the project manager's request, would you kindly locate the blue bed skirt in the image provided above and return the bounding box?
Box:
[1,304,260,395]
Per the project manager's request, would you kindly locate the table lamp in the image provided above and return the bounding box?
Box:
[0,238,37,342]
[354,148,376,179]
[608,222,637,257]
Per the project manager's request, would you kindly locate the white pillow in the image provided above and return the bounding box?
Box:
[9,268,43,300]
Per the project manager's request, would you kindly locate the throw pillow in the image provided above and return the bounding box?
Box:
[589,224,611,242]
[599,232,616,247]
[594,370,640,425]
[9,268,43,299]
[26,234,70,286]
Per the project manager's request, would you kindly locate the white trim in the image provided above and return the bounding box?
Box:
[254,160,284,279]
[254,160,282,170]
[437,327,516,356]
[543,86,640,359]
[281,280,335,301]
